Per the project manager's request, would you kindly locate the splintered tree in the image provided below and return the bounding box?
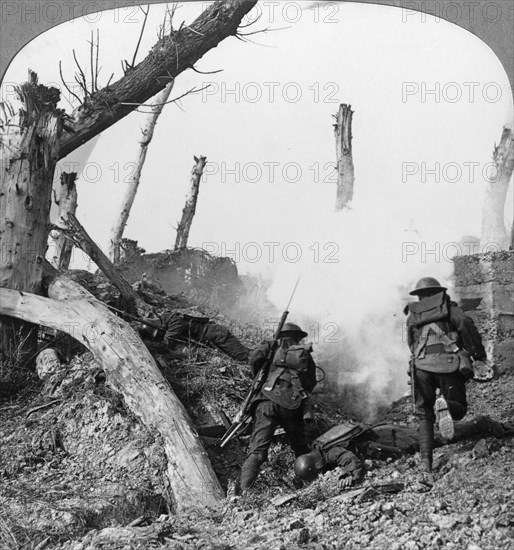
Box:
[0,0,258,509]
[480,127,514,250]
[109,81,174,264]
[175,155,207,250]
[0,0,256,355]
[50,172,78,270]
[0,74,65,363]
[334,104,355,211]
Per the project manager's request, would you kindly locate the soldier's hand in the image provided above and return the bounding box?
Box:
[338,475,352,490]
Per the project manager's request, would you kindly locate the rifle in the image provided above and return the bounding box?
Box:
[409,354,416,413]
[220,277,301,448]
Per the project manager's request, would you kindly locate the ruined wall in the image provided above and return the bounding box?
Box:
[453,251,514,372]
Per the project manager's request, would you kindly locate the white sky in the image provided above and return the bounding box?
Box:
[3,1,513,410]
[3,2,512,276]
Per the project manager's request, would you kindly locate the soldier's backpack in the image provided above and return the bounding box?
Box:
[407,291,463,374]
[271,343,311,373]
[261,343,313,409]
[313,423,367,453]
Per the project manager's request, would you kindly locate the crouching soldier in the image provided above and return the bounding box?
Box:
[239,323,317,492]
[294,416,512,485]
[405,277,487,479]
[140,308,250,362]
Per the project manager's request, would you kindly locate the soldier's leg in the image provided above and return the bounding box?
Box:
[202,323,250,362]
[279,406,310,457]
[240,401,278,490]
[454,416,514,439]
[438,372,467,421]
[414,369,436,473]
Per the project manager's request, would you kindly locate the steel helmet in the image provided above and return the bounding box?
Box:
[294,450,324,480]
[409,277,447,296]
[280,322,308,339]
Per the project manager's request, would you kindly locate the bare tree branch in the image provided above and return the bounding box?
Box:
[59,0,258,159]
[59,60,82,105]
[129,6,149,70]
[120,84,210,109]
[72,49,89,98]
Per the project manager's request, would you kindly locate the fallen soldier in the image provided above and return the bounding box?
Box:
[140,309,250,362]
[293,416,512,486]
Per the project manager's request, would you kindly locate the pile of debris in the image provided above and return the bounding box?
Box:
[2,263,513,549]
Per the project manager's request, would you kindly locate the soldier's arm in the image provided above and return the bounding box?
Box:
[249,341,271,376]
[301,354,318,394]
[325,446,364,484]
[162,314,187,346]
[450,303,487,361]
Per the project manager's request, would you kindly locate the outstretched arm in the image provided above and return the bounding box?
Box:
[324,446,364,486]
[450,303,487,360]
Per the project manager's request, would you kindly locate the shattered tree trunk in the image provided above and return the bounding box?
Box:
[174,156,207,250]
[0,73,64,361]
[481,127,514,249]
[334,104,355,211]
[0,278,225,509]
[1,0,256,359]
[49,172,78,270]
[0,0,256,509]
[63,212,147,315]
[109,82,174,264]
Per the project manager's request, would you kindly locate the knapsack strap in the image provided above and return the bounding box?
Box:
[414,322,459,358]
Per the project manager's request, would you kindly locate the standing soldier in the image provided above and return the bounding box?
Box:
[405,277,487,481]
[239,322,317,492]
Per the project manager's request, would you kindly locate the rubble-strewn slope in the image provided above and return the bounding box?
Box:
[1,269,513,550]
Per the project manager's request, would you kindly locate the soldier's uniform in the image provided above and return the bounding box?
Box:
[145,309,250,362]
[405,277,486,474]
[239,323,317,491]
[294,416,511,483]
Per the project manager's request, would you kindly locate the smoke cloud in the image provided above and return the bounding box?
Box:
[262,187,463,421]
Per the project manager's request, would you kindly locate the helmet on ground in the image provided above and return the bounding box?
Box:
[279,322,308,339]
[294,450,324,480]
[409,277,447,296]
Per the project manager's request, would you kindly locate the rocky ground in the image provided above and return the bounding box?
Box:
[1,275,513,550]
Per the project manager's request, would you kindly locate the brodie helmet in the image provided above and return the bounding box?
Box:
[293,450,324,480]
[279,322,308,339]
[409,277,447,296]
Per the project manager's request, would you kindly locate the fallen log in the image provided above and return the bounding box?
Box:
[0,277,224,510]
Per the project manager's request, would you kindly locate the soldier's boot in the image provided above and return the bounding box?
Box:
[418,419,435,486]
[240,454,263,492]
[474,415,514,438]
[435,394,454,440]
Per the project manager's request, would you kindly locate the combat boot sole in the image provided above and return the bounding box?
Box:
[435,397,454,440]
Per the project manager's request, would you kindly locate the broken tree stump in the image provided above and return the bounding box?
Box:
[175,155,207,250]
[0,277,225,509]
[109,81,175,264]
[480,127,514,250]
[333,104,355,211]
[50,172,78,271]
[0,72,65,361]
